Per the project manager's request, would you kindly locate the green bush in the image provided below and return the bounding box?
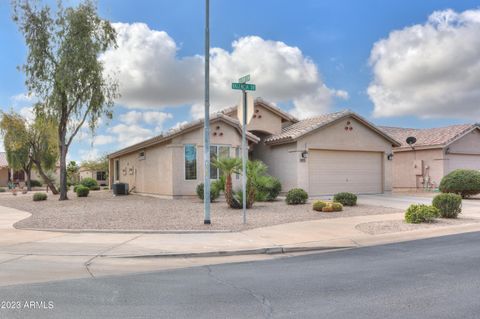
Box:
[33,192,47,201]
[80,177,99,190]
[76,185,90,197]
[405,204,440,224]
[322,205,334,212]
[255,176,282,201]
[286,188,308,205]
[312,200,328,211]
[196,182,220,202]
[333,192,357,206]
[213,176,225,192]
[439,169,480,198]
[30,180,42,187]
[432,193,462,218]
[90,185,101,191]
[0,188,5,192]
[331,202,343,212]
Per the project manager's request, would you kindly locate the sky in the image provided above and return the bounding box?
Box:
[1,0,480,162]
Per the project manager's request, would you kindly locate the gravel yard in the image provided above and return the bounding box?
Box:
[0,191,402,231]
[356,218,480,235]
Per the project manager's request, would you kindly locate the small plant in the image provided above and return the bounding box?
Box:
[30,180,42,187]
[439,169,480,198]
[432,193,462,218]
[255,176,282,201]
[322,205,334,212]
[333,192,357,206]
[312,200,328,211]
[196,182,220,202]
[0,188,5,192]
[90,185,101,191]
[404,204,440,224]
[80,177,99,190]
[76,185,90,197]
[33,192,47,201]
[331,202,343,212]
[286,188,308,205]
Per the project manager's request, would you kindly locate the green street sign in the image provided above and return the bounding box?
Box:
[232,83,256,91]
[238,74,250,83]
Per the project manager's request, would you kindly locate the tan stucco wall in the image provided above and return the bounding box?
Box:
[79,170,108,185]
[260,142,299,192]
[447,129,480,154]
[391,148,445,189]
[296,116,394,193]
[0,168,8,187]
[226,104,284,135]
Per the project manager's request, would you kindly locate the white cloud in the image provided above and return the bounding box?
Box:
[368,9,480,119]
[79,148,101,161]
[108,123,154,147]
[92,134,115,146]
[103,23,346,119]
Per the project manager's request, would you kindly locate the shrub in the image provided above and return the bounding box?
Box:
[331,202,343,212]
[80,177,99,190]
[286,188,308,205]
[404,204,440,224]
[196,182,220,202]
[213,176,225,192]
[333,192,357,206]
[90,185,101,191]
[313,200,328,211]
[0,188,5,192]
[76,185,90,197]
[432,193,462,218]
[255,176,282,201]
[322,205,334,212]
[30,180,42,187]
[33,192,47,201]
[439,169,480,198]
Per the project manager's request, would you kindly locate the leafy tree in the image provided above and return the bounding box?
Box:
[66,160,80,186]
[0,110,59,193]
[13,0,119,200]
[81,154,108,174]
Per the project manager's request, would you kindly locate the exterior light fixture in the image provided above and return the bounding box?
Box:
[301,151,308,159]
[387,153,394,161]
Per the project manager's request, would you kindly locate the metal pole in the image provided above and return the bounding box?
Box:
[203,0,211,224]
[242,90,247,224]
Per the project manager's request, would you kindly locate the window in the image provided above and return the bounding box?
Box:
[138,150,145,160]
[184,144,197,180]
[210,145,230,179]
[115,160,120,181]
[96,171,106,181]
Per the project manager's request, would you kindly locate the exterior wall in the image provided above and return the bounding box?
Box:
[111,141,174,196]
[79,169,108,186]
[447,129,480,154]
[171,122,243,197]
[31,167,61,184]
[391,148,445,190]
[226,104,284,135]
[258,142,299,192]
[0,168,8,186]
[296,116,394,193]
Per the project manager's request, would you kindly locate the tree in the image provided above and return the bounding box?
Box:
[0,110,59,193]
[81,154,108,174]
[13,0,119,200]
[213,158,242,208]
[66,160,80,186]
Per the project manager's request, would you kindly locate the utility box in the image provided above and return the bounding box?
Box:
[112,183,129,195]
[413,160,423,176]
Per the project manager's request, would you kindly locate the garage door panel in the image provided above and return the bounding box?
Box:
[447,155,480,173]
[309,150,382,195]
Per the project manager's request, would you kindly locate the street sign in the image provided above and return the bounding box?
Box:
[238,74,250,83]
[231,83,256,91]
[237,94,254,126]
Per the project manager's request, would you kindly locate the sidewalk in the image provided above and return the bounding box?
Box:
[1,195,480,286]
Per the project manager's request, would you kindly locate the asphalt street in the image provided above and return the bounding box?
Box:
[1,232,480,319]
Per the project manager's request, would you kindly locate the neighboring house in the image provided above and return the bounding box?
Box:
[0,152,8,186]
[380,124,480,191]
[79,167,108,186]
[108,98,400,197]
[0,152,60,187]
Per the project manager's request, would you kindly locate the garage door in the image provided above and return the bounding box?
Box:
[309,150,383,195]
[446,154,480,173]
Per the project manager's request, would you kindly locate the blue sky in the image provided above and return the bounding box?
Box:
[1,0,480,161]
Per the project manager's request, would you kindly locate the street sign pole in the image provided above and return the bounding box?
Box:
[203,0,211,225]
[242,89,247,224]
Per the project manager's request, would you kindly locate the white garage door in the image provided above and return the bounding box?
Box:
[309,150,383,195]
[446,154,480,173]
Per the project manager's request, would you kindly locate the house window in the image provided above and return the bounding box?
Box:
[96,171,106,181]
[184,144,197,180]
[210,145,230,179]
[138,150,146,160]
[115,160,120,181]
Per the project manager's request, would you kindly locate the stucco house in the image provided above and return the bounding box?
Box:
[108,98,400,197]
[380,124,480,191]
[79,167,108,186]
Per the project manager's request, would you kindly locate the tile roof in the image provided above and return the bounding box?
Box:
[264,110,400,146]
[0,152,7,167]
[379,124,479,148]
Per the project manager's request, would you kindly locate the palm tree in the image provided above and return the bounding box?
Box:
[212,157,242,208]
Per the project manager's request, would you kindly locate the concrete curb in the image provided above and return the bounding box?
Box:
[16,227,235,234]
[106,245,353,259]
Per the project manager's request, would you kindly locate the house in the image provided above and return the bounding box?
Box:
[79,167,108,186]
[0,152,8,186]
[380,124,480,191]
[108,98,400,197]
[0,152,60,187]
